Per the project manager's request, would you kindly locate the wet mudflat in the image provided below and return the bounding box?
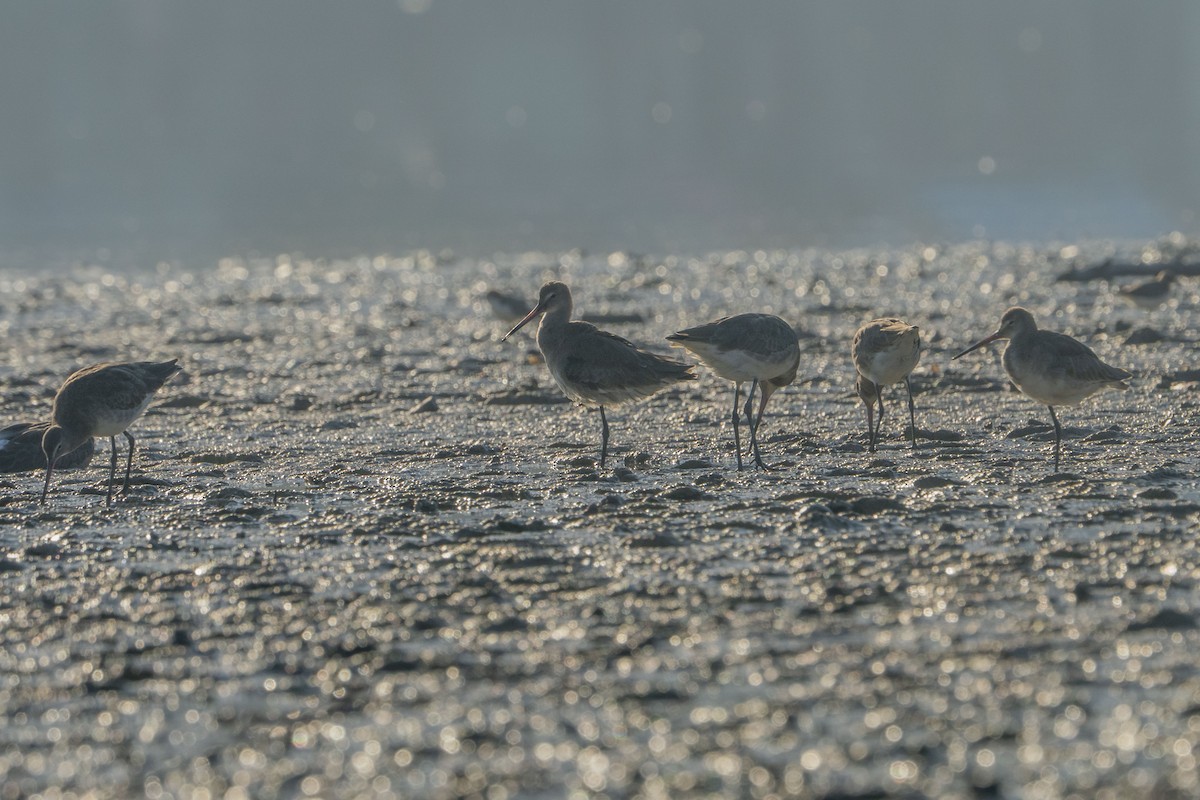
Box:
[1,240,1199,799]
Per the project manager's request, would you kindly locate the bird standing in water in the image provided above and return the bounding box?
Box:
[954,307,1130,471]
[41,359,181,505]
[502,282,694,467]
[851,318,921,451]
[667,313,799,470]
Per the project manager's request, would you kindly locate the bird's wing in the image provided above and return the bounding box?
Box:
[1040,332,1131,383]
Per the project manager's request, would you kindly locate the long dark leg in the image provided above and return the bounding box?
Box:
[731,383,744,471]
[598,406,609,468]
[875,383,886,450]
[107,436,118,506]
[864,399,875,453]
[741,390,755,458]
[122,430,136,494]
[746,379,767,470]
[905,375,917,449]
[741,383,754,456]
[1048,405,1061,472]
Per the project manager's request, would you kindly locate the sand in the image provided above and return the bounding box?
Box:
[1,240,1198,799]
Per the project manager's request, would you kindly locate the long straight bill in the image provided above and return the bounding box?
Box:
[952,331,1003,360]
[502,300,547,341]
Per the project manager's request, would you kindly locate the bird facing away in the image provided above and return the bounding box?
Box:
[502,282,695,467]
[953,307,1131,472]
[851,318,921,451]
[41,359,181,505]
[1118,270,1177,310]
[0,421,95,474]
[667,313,800,470]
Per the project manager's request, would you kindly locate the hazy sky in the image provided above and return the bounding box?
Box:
[2,1,1197,260]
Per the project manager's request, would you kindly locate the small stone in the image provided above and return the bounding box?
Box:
[287,393,316,411]
[561,456,597,469]
[1127,608,1196,631]
[662,485,711,502]
[1124,327,1165,345]
[849,496,905,515]
[209,487,255,500]
[25,541,63,558]
[912,475,962,490]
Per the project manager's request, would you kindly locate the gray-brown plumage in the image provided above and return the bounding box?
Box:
[0,421,95,474]
[41,359,181,505]
[667,313,800,470]
[852,318,921,451]
[485,289,532,324]
[502,282,695,467]
[954,307,1131,471]
[1118,270,1177,310]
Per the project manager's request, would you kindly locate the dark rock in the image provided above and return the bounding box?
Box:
[662,485,712,502]
[1127,608,1196,631]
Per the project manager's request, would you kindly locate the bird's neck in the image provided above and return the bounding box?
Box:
[537,302,573,338]
[1009,325,1036,346]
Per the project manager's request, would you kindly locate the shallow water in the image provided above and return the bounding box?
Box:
[2,240,1199,799]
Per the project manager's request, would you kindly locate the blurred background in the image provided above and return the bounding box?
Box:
[2,1,1198,263]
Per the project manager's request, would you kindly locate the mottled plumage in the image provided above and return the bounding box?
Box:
[0,421,94,474]
[954,307,1130,471]
[502,282,694,467]
[667,313,800,469]
[41,359,181,504]
[851,317,921,451]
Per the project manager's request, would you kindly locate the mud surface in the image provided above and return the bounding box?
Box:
[2,240,1199,799]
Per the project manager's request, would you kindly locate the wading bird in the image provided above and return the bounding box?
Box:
[41,360,181,505]
[851,318,921,451]
[667,313,799,470]
[502,282,694,467]
[954,307,1130,471]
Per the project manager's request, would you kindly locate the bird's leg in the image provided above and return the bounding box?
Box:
[874,383,886,450]
[754,388,769,432]
[741,383,756,458]
[1048,405,1062,472]
[905,375,917,449]
[741,386,767,457]
[106,436,118,506]
[864,399,875,453]
[121,430,136,495]
[746,379,768,470]
[598,406,609,468]
[731,383,744,471]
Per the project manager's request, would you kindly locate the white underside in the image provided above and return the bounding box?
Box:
[90,398,153,437]
[859,347,919,387]
[675,341,795,383]
[1008,366,1117,406]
